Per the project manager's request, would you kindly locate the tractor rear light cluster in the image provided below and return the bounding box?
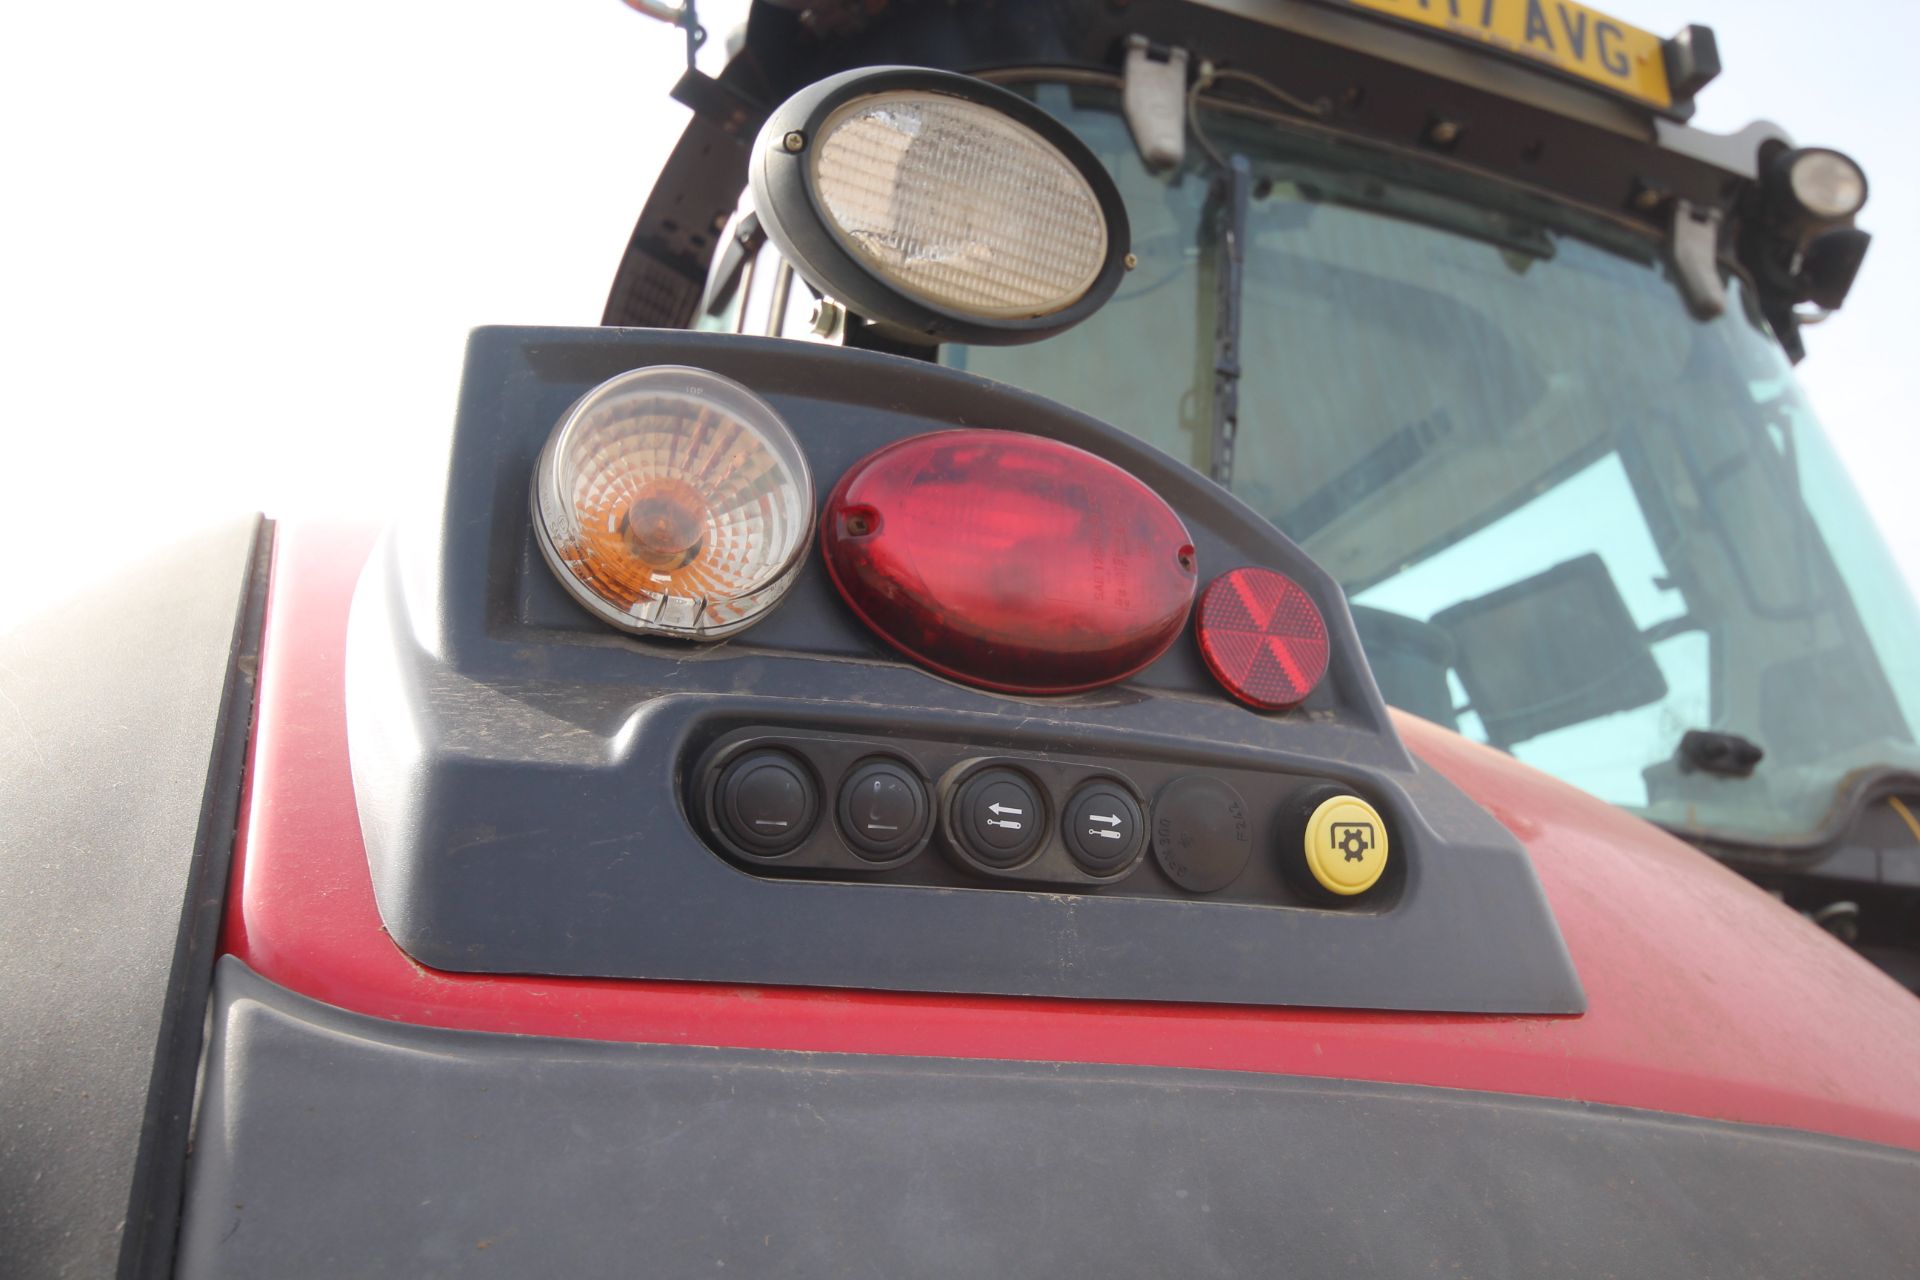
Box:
[532,370,1323,708]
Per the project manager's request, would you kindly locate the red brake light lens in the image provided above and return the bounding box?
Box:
[1194,566,1329,709]
[820,430,1198,694]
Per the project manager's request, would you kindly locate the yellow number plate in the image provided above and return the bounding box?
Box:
[1345,0,1672,108]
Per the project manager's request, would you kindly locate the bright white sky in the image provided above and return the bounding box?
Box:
[0,0,1914,629]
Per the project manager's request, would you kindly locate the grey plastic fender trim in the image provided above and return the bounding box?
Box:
[0,517,269,1280]
[177,956,1920,1278]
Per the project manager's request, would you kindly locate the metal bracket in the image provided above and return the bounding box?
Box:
[1124,36,1189,172]
[1671,199,1727,320]
[669,69,765,143]
[696,211,764,320]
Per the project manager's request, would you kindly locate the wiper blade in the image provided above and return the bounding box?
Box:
[1207,153,1251,487]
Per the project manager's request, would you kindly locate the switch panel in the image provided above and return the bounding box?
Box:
[689,725,1400,908]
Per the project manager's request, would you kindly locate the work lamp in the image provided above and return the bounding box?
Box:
[1772,147,1869,222]
[749,67,1131,346]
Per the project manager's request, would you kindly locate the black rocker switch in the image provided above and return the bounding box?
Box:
[715,750,817,857]
[838,758,931,861]
[1064,780,1146,876]
[953,767,1046,868]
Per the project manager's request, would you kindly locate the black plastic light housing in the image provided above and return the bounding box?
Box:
[1801,226,1872,312]
[748,66,1132,347]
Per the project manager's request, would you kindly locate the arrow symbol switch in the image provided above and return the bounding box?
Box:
[1063,784,1144,874]
[957,769,1044,866]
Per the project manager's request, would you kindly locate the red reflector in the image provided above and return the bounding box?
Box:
[1195,567,1328,709]
[820,430,1198,694]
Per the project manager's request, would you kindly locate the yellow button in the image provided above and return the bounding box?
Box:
[1303,794,1389,896]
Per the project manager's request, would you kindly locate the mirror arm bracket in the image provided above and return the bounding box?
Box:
[1124,36,1190,171]
[1671,199,1728,320]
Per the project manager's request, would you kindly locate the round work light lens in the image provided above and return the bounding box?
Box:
[1788,149,1867,220]
[809,91,1109,320]
[532,366,813,639]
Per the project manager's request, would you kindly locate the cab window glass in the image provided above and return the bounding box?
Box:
[942,82,1920,842]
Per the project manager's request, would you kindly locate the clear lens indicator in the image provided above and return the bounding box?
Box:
[532,366,813,639]
[809,90,1109,320]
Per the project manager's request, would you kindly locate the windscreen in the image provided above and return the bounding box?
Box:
[947,82,1920,844]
